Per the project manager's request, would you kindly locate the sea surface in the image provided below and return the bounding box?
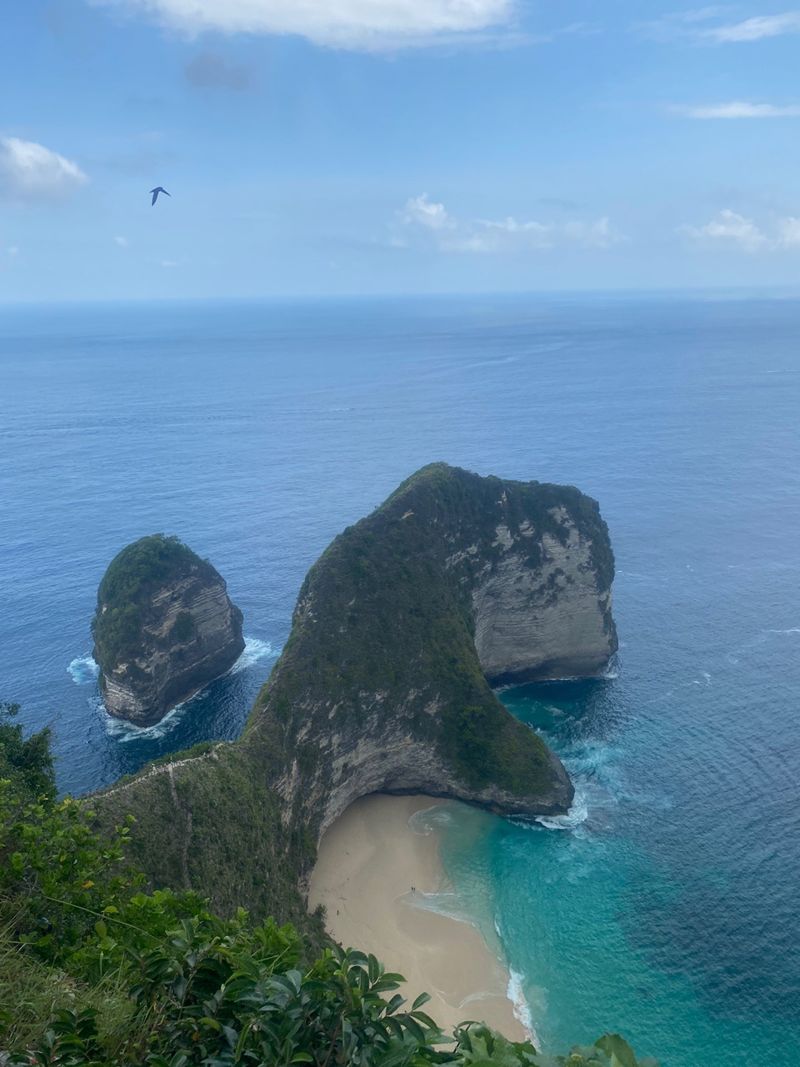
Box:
[1,294,798,1066]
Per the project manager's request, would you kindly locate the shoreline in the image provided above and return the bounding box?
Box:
[307,794,528,1042]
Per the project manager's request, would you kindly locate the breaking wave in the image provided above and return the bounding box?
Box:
[508,969,540,1046]
[535,783,590,831]
[68,654,99,685]
[94,636,277,742]
[230,636,278,673]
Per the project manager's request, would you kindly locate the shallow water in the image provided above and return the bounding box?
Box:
[1,294,798,1063]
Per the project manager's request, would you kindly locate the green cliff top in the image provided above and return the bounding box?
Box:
[92,534,214,669]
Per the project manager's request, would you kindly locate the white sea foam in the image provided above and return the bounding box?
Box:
[104,701,188,742]
[68,654,99,685]
[765,627,800,635]
[535,783,589,830]
[507,969,540,1046]
[230,636,279,674]
[102,636,277,742]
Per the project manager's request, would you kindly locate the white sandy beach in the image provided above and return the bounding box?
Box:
[308,794,527,1041]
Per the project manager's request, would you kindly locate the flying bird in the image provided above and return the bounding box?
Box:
[150,186,171,206]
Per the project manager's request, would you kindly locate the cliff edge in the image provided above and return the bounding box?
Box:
[92,535,245,726]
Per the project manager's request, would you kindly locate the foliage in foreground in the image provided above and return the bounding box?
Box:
[0,706,657,1067]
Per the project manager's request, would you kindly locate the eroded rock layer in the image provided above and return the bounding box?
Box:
[93,535,245,726]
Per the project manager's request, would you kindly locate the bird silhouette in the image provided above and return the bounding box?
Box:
[150,186,171,206]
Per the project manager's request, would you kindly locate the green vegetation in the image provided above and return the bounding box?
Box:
[92,535,212,668]
[1,711,656,1067]
[0,701,54,800]
[439,704,553,795]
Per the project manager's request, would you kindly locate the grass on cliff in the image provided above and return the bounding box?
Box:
[91,534,213,669]
[90,740,324,951]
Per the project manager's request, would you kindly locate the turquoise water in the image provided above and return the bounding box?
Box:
[1,295,798,1064]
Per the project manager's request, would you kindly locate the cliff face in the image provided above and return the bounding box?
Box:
[470,507,615,684]
[247,463,616,841]
[93,465,617,918]
[93,536,245,727]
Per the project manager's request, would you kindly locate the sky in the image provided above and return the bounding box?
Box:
[3,0,800,300]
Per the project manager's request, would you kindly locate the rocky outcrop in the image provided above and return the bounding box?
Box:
[247,463,617,841]
[470,506,616,684]
[93,465,617,919]
[92,535,245,727]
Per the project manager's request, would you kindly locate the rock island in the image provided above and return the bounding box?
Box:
[92,534,245,726]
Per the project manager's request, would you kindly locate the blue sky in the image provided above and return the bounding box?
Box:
[3,1,800,300]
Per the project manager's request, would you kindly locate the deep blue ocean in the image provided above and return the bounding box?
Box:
[1,295,798,1066]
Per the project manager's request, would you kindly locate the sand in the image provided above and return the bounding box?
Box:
[308,794,527,1041]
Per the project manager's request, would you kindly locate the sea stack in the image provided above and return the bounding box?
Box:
[92,534,245,726]
[253,463,618,839]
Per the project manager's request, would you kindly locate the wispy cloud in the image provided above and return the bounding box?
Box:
[706,11,800,41]
[91,0,516,50]
[641,8,800,44]
[397,193,625,253]
[638,7,731,42]
[114,235,129,248]
[0,137,87,202]
[681,208,800,250]
[185,52,253,91]
[673,101,800,118]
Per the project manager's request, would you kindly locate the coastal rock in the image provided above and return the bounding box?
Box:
[92,465,617,919]
[92,535,245,726]
[250,463,617,840]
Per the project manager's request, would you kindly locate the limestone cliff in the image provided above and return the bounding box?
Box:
[92,465,617,920]
[247,463,616,840]
[92,535,245,726]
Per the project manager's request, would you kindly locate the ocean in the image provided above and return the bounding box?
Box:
[1,294,798,1066]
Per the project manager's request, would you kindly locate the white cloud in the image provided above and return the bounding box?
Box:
[681,209,768,251]
[638,7,731,41]
[398,196,625,253]
[91,0,514,49]
[675,101,800,118]
[402,194,455,231]
[161,259,179,268]
[114,235,129,247]
[563,216,621,249]
[685,211,800,250]
[706,12,800,41]
[777,217,800,246]
[641,8,800,44]
[7,245,19,257]
[0,137,87,202]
